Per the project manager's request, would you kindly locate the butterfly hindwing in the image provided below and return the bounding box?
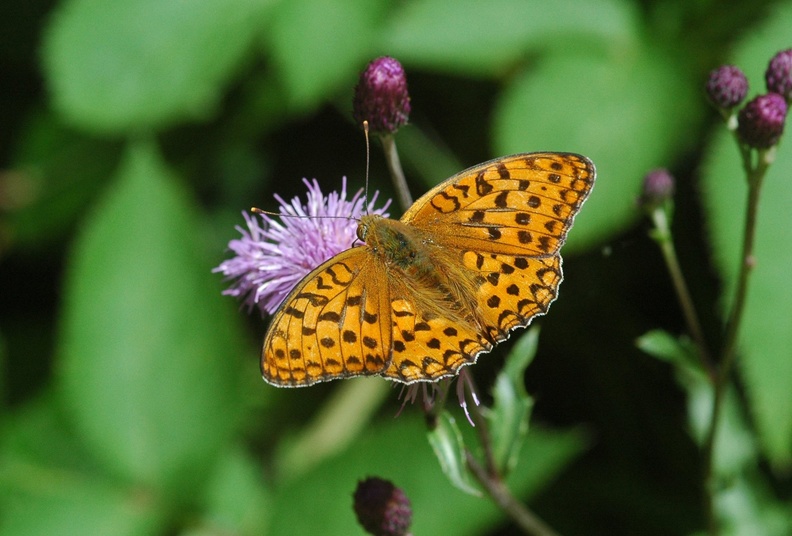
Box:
[381,294,491,383]
[464,252,563,340]
[262,248,392,386]
[378,251,564,384]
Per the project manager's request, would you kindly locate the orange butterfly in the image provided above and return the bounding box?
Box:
[262,152,595,386]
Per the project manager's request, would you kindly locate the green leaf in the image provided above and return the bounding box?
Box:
[59,142,246,493]
[713,472,792,536]
[42,0,269,133]
[1,392,99,478]
[485,327,538,475]
[686,379,757,477]
[267,0,387,111]
[196,446,271,535]
[8,110,122,250]
[385,0,638,76]
[637,330,755,473]
[1,473,163,536]
[636,329,687,364]
[275,379,392,480]
[703,131,792,467]
[700,2,792,467]
[493,44,700,252]
[0,393,166,536]
[635,329,700,373]
[0,330,5,422]
[427,410,481,497]
[682,375,791,535]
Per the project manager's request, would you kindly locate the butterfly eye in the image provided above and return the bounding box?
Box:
[356,222,367,242]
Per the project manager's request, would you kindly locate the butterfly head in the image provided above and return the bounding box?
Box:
[356,213,384,243]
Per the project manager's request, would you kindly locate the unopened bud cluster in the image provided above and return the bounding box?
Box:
[707,49,791,149]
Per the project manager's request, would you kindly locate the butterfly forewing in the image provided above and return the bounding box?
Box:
[401,153,595,257]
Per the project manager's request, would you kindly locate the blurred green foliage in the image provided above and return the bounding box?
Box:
[2,0,792,534]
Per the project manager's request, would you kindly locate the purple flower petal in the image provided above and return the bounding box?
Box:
[215,177,390,315]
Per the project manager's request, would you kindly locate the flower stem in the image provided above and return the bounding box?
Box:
[465,371,498,474]
[380,133,413,211]
[464,451,561,536]
[702,147,770,536]
[462,373,559,536]
[649,205,716,379]
[719,149,770,372]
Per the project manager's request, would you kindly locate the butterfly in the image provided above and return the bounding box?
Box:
[261,152,595,386]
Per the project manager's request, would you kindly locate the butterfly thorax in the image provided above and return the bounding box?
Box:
[359,214,437,278]
[358,214,481,323]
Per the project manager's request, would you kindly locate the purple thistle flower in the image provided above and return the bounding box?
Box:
[737,93,788,149]
[766,49,792,102]
[706,65,748,110]
[353,477,413,536]
[353,56,411,135]
[214,178,390,315]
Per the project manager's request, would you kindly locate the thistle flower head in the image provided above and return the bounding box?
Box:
[765,48,792,102]
[737,93,788,149]
[353,477,413,536]
[706,65,748,110]
[353,56,411,135]
[214,178,390,315]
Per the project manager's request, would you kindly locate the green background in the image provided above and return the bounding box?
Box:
[2,0,792,534]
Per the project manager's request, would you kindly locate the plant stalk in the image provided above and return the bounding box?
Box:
[462,372,560,535]
[465,451,561,536]
[702,148,770,536]
[380,133,413,211]
[650,205,716,379]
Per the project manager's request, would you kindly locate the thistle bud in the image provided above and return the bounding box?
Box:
[353,477,413,536]
[706,65,748,109]
[765,49,792,102]
[737,93,788,149]
[353,57,411,135]
[639,168,675,212]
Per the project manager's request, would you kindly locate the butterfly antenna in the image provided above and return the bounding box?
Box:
[250,207,278,216]
[250,206,354,223]
[250,125,373,224]
[363,120,371,215]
